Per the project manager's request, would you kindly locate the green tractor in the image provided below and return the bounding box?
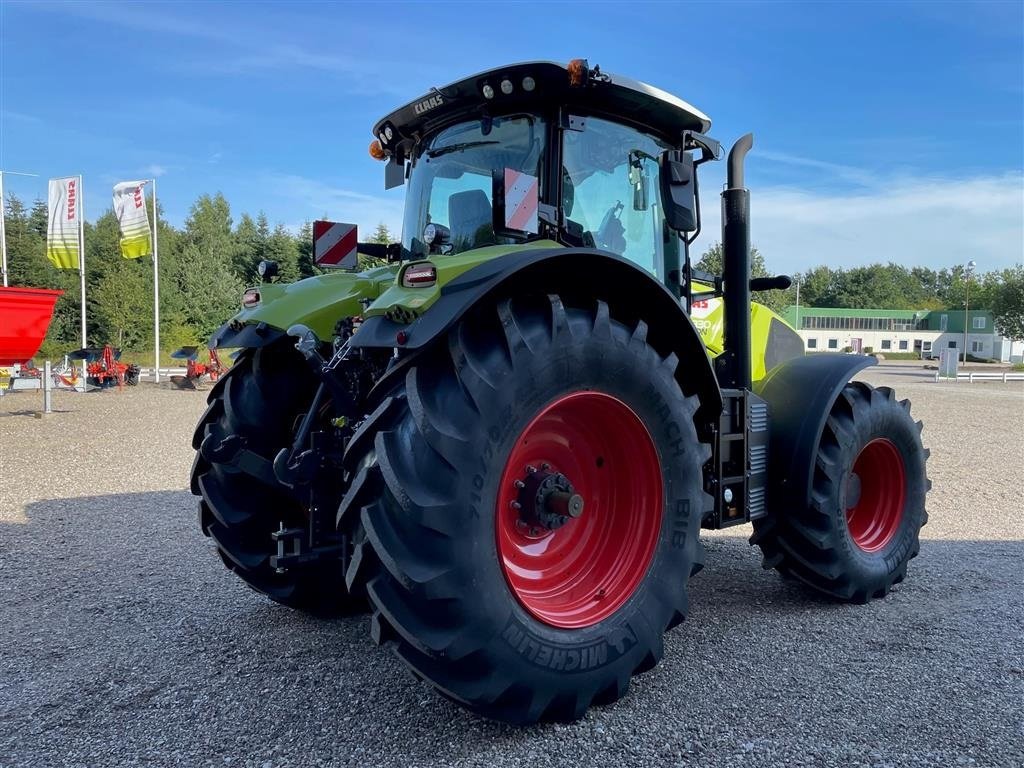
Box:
[191,60,929,724]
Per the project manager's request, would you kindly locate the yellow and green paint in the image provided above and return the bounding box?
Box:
[228,242,799,383]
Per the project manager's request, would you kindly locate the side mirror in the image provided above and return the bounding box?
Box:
[493,167,540,237]
[659,150,697,232]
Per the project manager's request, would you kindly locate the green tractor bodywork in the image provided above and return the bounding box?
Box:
[194,59,928,726]
[217,244,795,383]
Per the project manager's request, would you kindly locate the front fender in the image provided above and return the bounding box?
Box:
[209,265,398,349]
[354,247,723,419]
[755,353,877,518]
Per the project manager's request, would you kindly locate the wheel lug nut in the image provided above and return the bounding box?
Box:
[510,501,521,510]
[514,480,525,489]
[540,463,550,470]
[526,465,537,474]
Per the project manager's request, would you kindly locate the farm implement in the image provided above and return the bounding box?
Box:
[189,60,929,724]
[169,346,225,389]
[0,286,65,394]
[70,345,140,388]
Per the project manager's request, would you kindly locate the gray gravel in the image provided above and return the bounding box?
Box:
[1,364,1022,768]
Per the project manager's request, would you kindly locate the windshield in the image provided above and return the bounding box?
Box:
[402,114,546,259]
[562,117,672,277]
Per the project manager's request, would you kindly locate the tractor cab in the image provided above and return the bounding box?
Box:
[372,60,718,300]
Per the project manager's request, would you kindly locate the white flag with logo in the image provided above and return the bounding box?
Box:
[46,177,81,270]
[112,181,152,259]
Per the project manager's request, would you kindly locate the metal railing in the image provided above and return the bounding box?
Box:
[935,371,1024,383]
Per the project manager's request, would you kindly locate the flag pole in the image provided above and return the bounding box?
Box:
[78,174,86,348]
[152,178,160,383]
[0,172,7,287]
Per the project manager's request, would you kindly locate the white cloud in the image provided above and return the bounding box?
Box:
[265,173,405,237]
[144,164,168,178]
[755,150,877,187]
[696,170,1024,274]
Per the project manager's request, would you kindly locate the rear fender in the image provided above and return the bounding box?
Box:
[755,354,877,517]
[355,248,723,418]
[209,266,398,349]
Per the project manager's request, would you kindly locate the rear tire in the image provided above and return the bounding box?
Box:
[191,342,356,615]
[341,295,710,723]
[751,381,929,603]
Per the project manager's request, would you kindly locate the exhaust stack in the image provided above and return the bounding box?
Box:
[720,133,754,390]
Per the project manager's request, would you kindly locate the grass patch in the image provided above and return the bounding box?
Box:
[873,351,921,360]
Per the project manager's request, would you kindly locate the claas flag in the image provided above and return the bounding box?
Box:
[112,181,152,259]
[46,177,81,270]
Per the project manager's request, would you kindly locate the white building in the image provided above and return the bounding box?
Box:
[781,307,1022,362]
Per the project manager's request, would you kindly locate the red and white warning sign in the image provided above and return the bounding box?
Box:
[503,168,539,234]
[313,220,358,269]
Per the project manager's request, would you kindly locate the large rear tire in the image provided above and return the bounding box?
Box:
[340,295,710,724]
[191,342,356,614]
[751,381,929,603]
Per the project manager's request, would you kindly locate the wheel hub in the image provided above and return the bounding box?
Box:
[495,391,663,629]
[511,464,585,536]
[845,438,906,552]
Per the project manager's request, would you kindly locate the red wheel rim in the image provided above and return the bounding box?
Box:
[845,438,906,553]
[496,391,663,629]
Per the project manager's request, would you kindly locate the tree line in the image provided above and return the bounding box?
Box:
[3,193,392,362]
[3,191,1021,364]
[697,243,1022,341]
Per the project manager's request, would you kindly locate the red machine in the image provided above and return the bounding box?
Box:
[70,345,140,388]
[0,287,63,366]
[170,346,224,389]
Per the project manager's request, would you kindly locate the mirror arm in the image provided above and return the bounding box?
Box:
[683,131,722,165]
[691,289,721,302]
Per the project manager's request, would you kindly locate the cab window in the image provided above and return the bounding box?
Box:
[562,117,672,277]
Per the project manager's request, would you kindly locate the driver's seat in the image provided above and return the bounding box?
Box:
[449,190,492,247]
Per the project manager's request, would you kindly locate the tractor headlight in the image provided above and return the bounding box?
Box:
[522,76,536,92]
[422,222,450,251]
[500,78,514,95]
[482,83,495,100]
[257,260,278,280]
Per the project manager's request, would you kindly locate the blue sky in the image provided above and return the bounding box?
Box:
[1,0,1022,272]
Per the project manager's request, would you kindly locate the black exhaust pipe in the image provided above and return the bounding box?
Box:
[720,133,754,390]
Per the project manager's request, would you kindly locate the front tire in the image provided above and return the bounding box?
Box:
[341,295,710,724]
[190,342,355,614]
[752,381,929,602]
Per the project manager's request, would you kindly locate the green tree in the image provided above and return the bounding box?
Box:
[92,259,152,348]
[267,223,300,282]
[796,264,841,308]
[174,194,243,338]
[232,213,262,280]
[174,242,243,339]
[369,222,393,244]
[695,242,789,313]
[296,220,321,278]
[985,266,1024,342]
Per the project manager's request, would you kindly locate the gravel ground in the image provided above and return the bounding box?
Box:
[1,364,1022,768]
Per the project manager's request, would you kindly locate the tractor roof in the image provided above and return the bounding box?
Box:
[372,61,711,160]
